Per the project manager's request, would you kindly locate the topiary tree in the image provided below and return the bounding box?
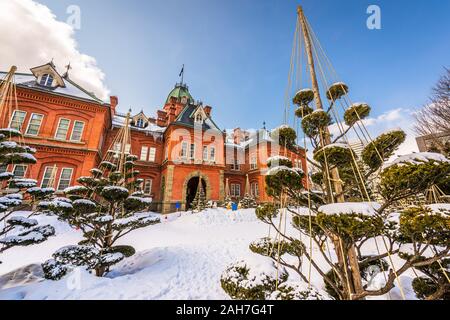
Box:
[41,153,160,278]
[0,128,56,259]
[222,80,450,300]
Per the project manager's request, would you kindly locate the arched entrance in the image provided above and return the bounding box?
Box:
[185,177,206,210]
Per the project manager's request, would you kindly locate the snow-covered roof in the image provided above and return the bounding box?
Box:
[112,114,166,134]
[1,72,104,104]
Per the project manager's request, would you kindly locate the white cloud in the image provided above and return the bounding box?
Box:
[0,0,109,100]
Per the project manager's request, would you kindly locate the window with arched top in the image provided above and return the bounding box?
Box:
[40,74,54,87]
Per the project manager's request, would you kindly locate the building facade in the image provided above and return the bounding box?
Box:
[1,62,306,212]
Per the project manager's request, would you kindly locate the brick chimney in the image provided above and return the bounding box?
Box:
[156,110,167,127]
[167,105,177,124]
[110,96,118,115]
[204,105,212,116]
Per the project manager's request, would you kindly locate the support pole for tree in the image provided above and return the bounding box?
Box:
[297,5,364,299]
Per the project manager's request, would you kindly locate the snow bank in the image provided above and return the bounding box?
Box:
[318,202,381,216]
[185,208,259,226]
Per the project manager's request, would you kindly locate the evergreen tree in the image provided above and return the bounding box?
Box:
[0,128,56,259]
[239,193,257,209]
[191,179,208,212]
[222,81,450,300]
[41,154,160,278]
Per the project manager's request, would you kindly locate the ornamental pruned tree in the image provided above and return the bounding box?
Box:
[0,67,56,259]
[221,7,450,300]
[41,112,160,278]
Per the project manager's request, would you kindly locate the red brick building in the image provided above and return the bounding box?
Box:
[1,62,306,212]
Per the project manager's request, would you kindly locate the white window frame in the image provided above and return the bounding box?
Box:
[210,146,216,162]
[148,147,156,162]
[9,110,27,131]
[251,182,259,197]
[231,158,240,171]
[25,113,44,136]
[136,118,144,128]
[70,120,85,142]
[190,143,195,160]
[231,183,241,197]
[250,155,257,170]
[41,166,57,188]
[55,118,71,140]
[140,146,149,161]
[40,74,54,87]
[144,179,153,195]
[12,164,27,178]
[57,168,73,191]
[180,142,188,158]
[203,146,208,161]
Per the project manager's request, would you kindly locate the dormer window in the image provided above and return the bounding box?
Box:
[195,113,203,123]
[40,74,54,87]
[136,118,145,128]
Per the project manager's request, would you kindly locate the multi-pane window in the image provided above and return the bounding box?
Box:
[251,182,259,197]
[143,179,153,195]
[136,118,144,128]
[210,146,216,161]
[203,146,208,161]
[70,121,85,141]
[148,147,156,162]
[13,165,27,178]
[250,155,257,170]
[231,158,240,171]
[140,146,148,161]
[190,143,195,159]
[40,74,54,87]
[55,118,70,140]
[231,183,241,197]
[180,142,188,158]
[41,166,57,188]
[9,110,26,131]
[57,168,73,191]
[0,165,7,173]
[25,113,44,135]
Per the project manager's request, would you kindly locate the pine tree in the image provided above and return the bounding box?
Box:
[41,155,160,278]
[222,79,450,300]
[239,193,257,209]
[191,179,208,212]
[0,129,56,257]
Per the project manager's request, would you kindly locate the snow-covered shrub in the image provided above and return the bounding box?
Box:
[269,281,329,300]
[293,88,314,106]
[313,143,357,167]
[344,103,371,126]
[301,110,332,138]
[42,155,160,277]
[295,105,314,118]
[271,126,297,150]
[220,258,288,300]
[326,82,348,100]
[361,129,406,171]
[0,127,56,258]
[239,194,257,209]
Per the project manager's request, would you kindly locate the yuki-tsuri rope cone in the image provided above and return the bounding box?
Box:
[220,6,450,301]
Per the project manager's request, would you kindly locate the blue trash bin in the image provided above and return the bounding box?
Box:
[231,203,238,211]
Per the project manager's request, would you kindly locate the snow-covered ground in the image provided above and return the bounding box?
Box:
[0,208,417,300]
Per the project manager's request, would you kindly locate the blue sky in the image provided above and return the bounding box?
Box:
[37,0,449,131]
